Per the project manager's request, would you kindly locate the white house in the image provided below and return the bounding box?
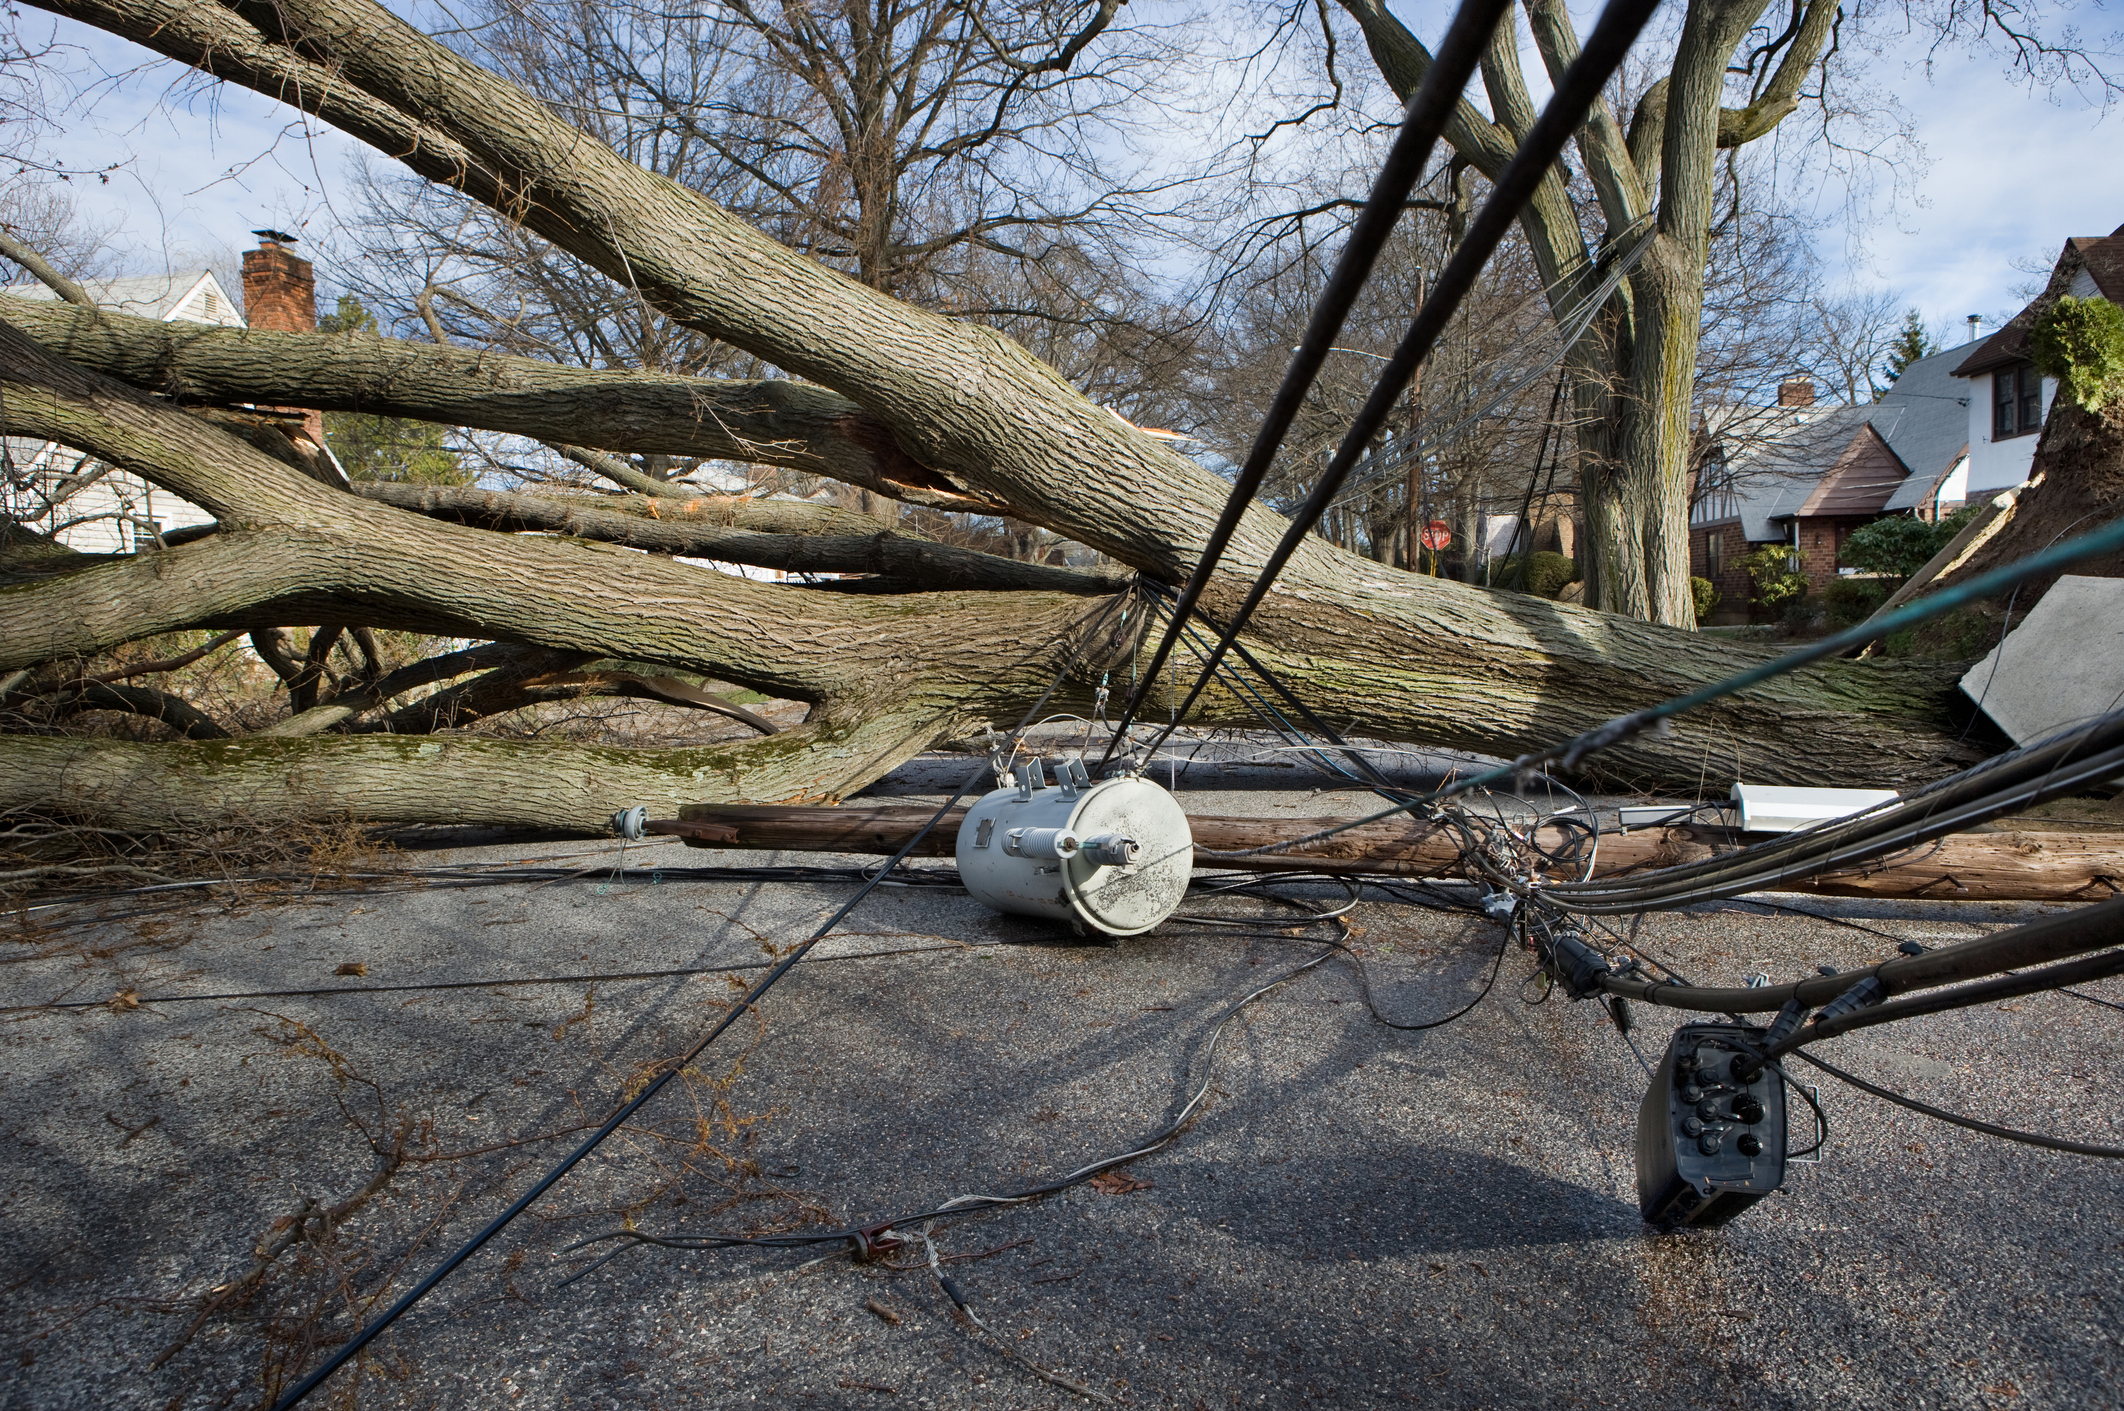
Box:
[1951,219,2124,496]
[3,269,245,551]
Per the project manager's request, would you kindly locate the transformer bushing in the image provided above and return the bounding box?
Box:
[955,757,1194,936]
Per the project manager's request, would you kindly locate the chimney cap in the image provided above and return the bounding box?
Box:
[251,228,300,244]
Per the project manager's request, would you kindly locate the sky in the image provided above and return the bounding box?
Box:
[12,2,2119,346]
[1813,45,2120,340]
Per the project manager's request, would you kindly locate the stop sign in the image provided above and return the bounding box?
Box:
[1420,520,1452,551]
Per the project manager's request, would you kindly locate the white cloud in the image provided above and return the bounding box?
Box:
[1823,49,2118,337]
[22,15,361,272]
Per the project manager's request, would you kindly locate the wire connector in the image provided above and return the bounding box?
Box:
[1811,975,1886,1029]
[1544,928,1613,1001]
[1481,891,1520,922]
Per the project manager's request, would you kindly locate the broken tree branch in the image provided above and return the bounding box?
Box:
[355,481,1128,593]
[0,292,995,511]
[0,229,91,307]
[33,680,230,740]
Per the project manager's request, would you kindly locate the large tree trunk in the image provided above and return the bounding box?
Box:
[0,0,1990,837]
[1336,0,1838,625]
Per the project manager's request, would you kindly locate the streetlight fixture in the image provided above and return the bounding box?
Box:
[1297,344,1393,364]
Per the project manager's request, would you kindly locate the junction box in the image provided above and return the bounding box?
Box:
[1636,1021,1789,1230]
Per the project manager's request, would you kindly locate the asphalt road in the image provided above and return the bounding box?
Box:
[2,763,2118,1410]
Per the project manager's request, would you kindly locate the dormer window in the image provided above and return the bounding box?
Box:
[1993,363,2043,438]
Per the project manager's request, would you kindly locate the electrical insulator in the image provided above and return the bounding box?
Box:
[955,757,1193,937]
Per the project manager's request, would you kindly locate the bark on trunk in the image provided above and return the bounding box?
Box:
[0,707,955,832]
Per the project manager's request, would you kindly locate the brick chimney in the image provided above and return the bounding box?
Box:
[1777,376,1816,409]
[241,230,325,446]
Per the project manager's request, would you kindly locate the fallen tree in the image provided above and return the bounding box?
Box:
[0,0,2000,837]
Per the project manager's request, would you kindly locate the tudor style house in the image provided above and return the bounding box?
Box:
[1689,218,2123,617]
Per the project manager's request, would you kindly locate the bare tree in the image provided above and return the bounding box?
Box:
[0,0,1993,840]
[331,0,1202,518]
[1310,0,2114,625]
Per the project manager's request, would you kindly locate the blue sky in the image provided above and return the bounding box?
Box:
[1816,44,2120,336]
[19,4,2120,343]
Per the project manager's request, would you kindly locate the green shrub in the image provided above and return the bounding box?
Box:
[2031,294,2124,412]
[1842,516,1942,579]
[1690,576,1717,625]
[1493,551,1580,599]
[1822,576,1890,629]
[1840,504,1982,582]
[1739,545,1807,613]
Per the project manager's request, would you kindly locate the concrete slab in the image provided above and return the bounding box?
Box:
[1961,574,2124,743]
[1,772,2118,1411]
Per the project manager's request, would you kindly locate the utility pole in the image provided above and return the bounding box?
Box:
[1405,272,1426,575]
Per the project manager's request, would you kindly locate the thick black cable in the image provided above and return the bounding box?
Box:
[1138,0,1664,763]
[1793,1051,2124,1159]
[1552,738,2124,912]
[1591,896,2124,1014]
[1548,708,2124,911]
[1195,513,2124,865]
[1761,948,2124,1058]
[1100,0,1512,762]
[268,591,1134,1409]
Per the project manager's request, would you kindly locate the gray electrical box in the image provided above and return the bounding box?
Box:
[1636,1022,1789,1230]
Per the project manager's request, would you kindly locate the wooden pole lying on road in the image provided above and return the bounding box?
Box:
[653,804,2123,905]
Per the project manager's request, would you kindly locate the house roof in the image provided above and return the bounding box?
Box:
[1952,219,2124,378]
[1873,342,1977,512]
[1710,340,1976,540]
[1797,423,1908,517]
[2,270,244,326]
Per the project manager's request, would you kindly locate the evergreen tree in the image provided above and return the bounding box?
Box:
[1880,310,1937,397]
[316,297,471,486]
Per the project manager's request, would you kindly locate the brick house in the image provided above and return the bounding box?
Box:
[1688,345,1974,622]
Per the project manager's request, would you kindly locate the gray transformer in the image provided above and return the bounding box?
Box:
[954,759,1194,936]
